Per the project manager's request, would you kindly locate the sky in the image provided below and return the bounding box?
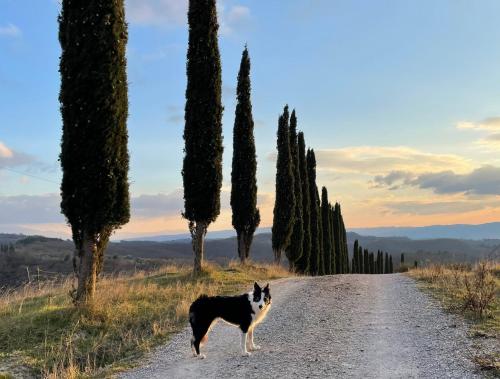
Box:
[2,0,500,239]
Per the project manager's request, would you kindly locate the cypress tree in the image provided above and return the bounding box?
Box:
[329,203,336,274]
[317,197,325,275]
[401,253,405,266]
[59,0,130,304]
[343,219,349,273]
[333,203,341,274]
[364,249,369,274]
[359,245,364,274]
[231,46,260,264]
[285,110,304,271]
[306,149,321,275]
[390,255,394,273]
[321,187,332,275]
[337,205,348,273]
[385,252,389,274]
[369,252,375,274]
[183,0,223,275]
[294,132,310,273]
[353,240,359,273]
[272,106,295,264]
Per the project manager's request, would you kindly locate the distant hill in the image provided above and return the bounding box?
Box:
[122,228,272,242]
[1,230,498,288]
[351,222,500,240]
[126,223,500,243]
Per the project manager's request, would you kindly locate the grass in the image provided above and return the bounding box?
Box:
[408,261,499,373]
[0,261,291,378]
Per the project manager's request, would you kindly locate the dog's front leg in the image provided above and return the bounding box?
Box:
[240,332,251,357]
[248,329,261,351]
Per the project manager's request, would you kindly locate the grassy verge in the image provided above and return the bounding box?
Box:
[0,261,291,378]
[408,261,499,372]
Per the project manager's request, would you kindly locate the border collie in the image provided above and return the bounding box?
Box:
[189,282,272,358]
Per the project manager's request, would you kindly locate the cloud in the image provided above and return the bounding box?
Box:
[0,194,63,224]
[309,146,472,175]
[372,171,414,188]
[456,117,500,149]
[126,0,250,35]
[383,200,490,216]
[456,117,500,132]
[374,166,500,196]
[0,141,13,158]
[0,23,21,38]
[132,190,184,218]
[414,166,500,195]
[126,0,187,27]
[219,3,250,36]
[0,141,36,168]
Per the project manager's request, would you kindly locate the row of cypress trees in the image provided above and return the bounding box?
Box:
[271,106,349,275]
[352,240,394,274]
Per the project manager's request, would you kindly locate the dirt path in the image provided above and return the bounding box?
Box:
[120,274,490,378]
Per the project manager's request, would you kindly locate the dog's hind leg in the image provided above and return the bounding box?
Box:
[240,332,251,357]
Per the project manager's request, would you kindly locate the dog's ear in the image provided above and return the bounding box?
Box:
[264,283,270,291]
[254,282,261,292]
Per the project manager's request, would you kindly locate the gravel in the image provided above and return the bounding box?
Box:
[120,274,494,379]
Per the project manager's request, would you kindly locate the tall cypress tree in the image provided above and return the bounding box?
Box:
[317,196,325,275]
[321,187,332,275]
[353,240,359,273]
[307,149,321,275]
[295,132,310,273]
[401,253,405,266]
[358,244,364,274]
[385,252,389,274]
[285,110,304,271]
[231,46,260,264]
[329,203,336,274]
[59,0,130,304]
[333,203,341,274]
[369,252,375,274]
[340,212,348,273]
[183,0,223,275]
[389,255,394,273]
[364,249,369,274]
[272,106,295,264]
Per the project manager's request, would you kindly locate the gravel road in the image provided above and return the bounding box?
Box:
[120,274,494,378]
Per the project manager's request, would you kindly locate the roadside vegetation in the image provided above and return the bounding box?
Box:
[0,262,291,378]
[408,261,499,372]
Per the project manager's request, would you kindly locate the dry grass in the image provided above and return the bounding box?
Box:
[0,261,291,378]
[409,261,500,373]
[408,261,499,333]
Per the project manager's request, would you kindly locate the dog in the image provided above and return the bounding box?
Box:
[189,282,272,358]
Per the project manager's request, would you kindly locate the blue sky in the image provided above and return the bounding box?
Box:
[2,0,500,238]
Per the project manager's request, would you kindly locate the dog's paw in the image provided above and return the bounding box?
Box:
[241,351,251,357]
[198,354,206,360]
[251,345,261,351]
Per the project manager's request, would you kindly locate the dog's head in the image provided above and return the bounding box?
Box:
[253,282,272,310]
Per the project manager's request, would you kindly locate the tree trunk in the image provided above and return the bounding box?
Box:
[273,248,282,264]
[192,222,207,275]
[288,259,294,272]
[238,233,247,264]
[75,233,98,305]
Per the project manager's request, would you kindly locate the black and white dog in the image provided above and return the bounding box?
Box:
[189,282,272,358]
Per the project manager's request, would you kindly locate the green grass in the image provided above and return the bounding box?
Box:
[0,261,291,378]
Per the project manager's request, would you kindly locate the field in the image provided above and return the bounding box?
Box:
[0,262,291,378]
[408,262,499,372]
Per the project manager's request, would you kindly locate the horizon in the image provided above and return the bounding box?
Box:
[2,0,500,239]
